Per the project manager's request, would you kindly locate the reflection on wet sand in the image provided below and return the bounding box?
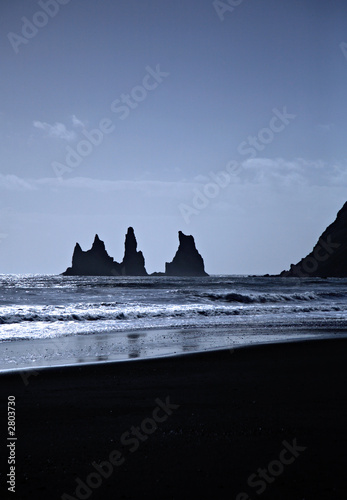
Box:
[127,333,141,359]
[180,329,200,352]
[75,333,110,363]
[1,324,322,373]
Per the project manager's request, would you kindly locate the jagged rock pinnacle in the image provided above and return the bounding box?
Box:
[165,231,208,276]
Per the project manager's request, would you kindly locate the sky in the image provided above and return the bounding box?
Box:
[1,0,347,275]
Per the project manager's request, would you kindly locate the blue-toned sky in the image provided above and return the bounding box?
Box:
[1,0,347,274]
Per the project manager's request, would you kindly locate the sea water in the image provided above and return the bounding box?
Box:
[1,274,347,371]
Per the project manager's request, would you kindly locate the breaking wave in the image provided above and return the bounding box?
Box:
[199,291,319,303]
[0,299,345,326]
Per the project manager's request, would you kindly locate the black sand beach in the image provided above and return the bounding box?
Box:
[1,338,346,499]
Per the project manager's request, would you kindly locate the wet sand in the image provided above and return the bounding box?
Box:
[1,338,346,499]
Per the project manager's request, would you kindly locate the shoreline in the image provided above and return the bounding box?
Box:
[1,337,346,499]
[1,327,345,374]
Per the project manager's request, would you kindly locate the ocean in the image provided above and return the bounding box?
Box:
[1,274,347,372]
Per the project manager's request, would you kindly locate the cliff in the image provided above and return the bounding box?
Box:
[165,231,208,276]
[280,201,347,277]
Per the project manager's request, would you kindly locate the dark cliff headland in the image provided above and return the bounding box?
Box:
[280,201,347,277]
[62,227,208,277]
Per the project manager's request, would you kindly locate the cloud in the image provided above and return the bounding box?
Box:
[33,121,77,141]
[72,115,86,128]
[239,158,347,187]
[0,174,37,191]
[316,123,334,132]
[188,158,347,190]
[0,173,196,198]
[2,159,347,197]
[36,177,196,198]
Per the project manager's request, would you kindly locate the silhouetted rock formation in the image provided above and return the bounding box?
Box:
[165,231,208,276]
[280,201,347,277]
[62,228,147,276]
[62,228,208,277]
[121,227,147,276]
[63,235,121,276]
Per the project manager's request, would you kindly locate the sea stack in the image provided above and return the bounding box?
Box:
[120,227,147,276]
[280,201,347,277]
[62,228,147,276]
[63,235,121,276]
[165,231,208,276]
